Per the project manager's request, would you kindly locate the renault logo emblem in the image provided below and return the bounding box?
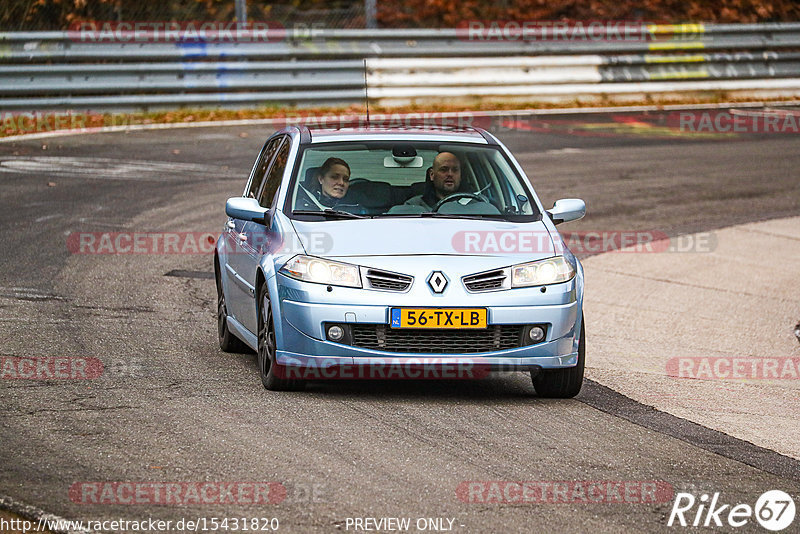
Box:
[427,271,449,294]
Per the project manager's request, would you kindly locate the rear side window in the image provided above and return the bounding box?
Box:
[258,137,291,208]
[246,136,283,199]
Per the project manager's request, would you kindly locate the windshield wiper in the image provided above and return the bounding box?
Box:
[378,212,504,220]
[418,212,508,220]
[293,209,368,219]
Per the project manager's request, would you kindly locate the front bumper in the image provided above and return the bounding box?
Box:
[272,271,582,374]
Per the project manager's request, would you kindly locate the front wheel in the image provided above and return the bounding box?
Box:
[532,315,585,398]
[257,284,304,391]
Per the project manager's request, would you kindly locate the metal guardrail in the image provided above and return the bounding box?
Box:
[1,24,800,111]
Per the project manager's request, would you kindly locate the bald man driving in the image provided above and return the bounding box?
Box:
[404,152,462,211]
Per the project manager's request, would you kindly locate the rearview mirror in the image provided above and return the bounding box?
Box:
[226,197,268,223]
[547,198,585,225]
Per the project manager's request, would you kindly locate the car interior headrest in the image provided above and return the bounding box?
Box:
[304,167,320,188]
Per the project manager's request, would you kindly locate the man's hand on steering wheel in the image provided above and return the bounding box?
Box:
[431,193,487,212]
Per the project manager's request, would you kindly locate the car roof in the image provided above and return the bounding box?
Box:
[279,124,497,145]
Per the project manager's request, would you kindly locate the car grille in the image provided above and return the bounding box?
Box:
[350,324,523,353]
[364,268,413,292]
[463,269,508,292]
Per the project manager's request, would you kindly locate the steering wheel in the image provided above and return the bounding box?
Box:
[431,193,486,212]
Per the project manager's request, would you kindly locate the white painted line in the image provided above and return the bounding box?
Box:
[730,107,800,117]
[546,148,584,154]
[0,100,799,144]
[0,156,235,180]
[0,494,95,534]
[34,213,62,223]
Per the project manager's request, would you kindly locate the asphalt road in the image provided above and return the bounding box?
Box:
[0,116,799,533]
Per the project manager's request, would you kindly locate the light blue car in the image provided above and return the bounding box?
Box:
[214,125,586,396]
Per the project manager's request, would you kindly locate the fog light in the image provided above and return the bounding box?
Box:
[528,326,545,343]
[327,325,344,341]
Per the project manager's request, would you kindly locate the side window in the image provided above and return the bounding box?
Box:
[258,137,291,208]
[246,136,283,199]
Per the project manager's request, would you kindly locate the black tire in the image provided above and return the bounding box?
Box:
[532,315,585,398]
[216,267,249,353]
[257,283,304,391]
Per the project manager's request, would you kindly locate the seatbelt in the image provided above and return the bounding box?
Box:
[298,184,327,210]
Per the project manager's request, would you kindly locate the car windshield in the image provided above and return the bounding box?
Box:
[287,141,539,220]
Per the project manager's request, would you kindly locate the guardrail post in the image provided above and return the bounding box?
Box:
[235,0,247,23]
[366,0,377,29]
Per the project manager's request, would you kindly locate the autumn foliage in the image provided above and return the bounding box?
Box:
[3,0,799,31]
[377,0,800,27]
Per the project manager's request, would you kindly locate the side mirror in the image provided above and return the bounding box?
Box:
[226,197,268,224]
[547,198,585,225]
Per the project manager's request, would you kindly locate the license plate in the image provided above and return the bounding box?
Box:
[390,308,487,329]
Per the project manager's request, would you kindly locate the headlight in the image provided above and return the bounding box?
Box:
[511,256,575,287]
[279,255,362,288]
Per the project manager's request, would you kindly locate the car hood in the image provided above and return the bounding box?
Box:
[288,216,557,263]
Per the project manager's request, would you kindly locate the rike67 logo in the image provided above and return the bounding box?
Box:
[668,490,796,531]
